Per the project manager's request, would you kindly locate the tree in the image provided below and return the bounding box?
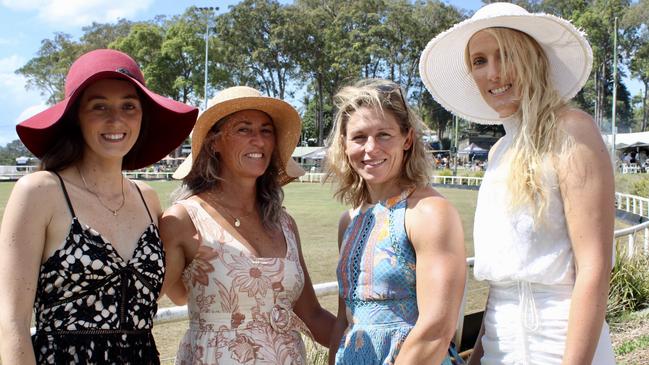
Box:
[623,0,649,130]
[411,0,465,139]
[286,0,363,145]
[215,0,297,99]
[80,19,133,51]
[0,140,33,165]
[16,33,82,104]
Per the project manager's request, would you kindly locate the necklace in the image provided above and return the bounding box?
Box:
[77,166,125,216]
[206,191,255,228]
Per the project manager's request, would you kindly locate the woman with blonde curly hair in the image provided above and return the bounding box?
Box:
[326,78,466,365]
[420,2,616,364]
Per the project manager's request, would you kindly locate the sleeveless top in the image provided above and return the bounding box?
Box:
[335,189,456,365]
[31,172,164,365]
[174,199,310,365]
[473,118,575,285]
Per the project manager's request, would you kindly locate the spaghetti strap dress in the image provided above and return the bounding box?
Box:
[334,189,458,365]
[31,172,164,365]
[473,118,615,364]
[174,198,310,365]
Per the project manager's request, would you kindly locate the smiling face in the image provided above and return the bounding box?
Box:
[213,109,276,181]
[77,78,143,163]
[468,29,521,118]
[344,106,412,195]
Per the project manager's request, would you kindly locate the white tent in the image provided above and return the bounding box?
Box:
[458,143,488,154]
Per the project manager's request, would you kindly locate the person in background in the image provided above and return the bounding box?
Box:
[161,86,335,364]
[420,2,616,364]
[326,78,466,365]
[0,49,197,364]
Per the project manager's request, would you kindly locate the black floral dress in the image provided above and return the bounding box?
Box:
[31,173,164,364]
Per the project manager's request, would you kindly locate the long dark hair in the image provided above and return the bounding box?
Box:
[39,81,149,172]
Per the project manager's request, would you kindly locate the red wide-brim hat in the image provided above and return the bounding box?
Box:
[16,49,198,170]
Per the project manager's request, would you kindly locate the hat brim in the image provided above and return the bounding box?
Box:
[419,12,593,125]
[16,70,198,170]
[190,96,302,179]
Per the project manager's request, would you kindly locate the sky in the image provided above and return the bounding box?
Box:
[0,0,641,147]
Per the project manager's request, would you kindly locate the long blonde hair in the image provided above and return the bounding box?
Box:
[325,79,431,208]
[467,28,571,220]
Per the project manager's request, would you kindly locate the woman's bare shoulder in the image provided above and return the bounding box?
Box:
[13,171,62,197]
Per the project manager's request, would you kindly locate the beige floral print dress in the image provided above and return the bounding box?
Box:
[174,199,309,365]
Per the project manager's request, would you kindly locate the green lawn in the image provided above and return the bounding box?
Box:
[0,180,485,364]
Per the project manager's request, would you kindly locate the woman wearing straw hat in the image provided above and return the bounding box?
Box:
[420,2,615,364]
[0,49,198,364]
[325,79,466,365]
[161,86,335,364]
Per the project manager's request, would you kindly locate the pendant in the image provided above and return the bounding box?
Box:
[112,210,117,216]
[234,218,241,227]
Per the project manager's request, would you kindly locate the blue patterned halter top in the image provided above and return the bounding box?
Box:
[334,188,458,364]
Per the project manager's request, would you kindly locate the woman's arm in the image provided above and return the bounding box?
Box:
[394,189,466,365]
[328,211,352,365]
[328,296,348,365]
[557,109,614,365]
[0,174,54,364]
[159,203,197,305]
[289,215,336,347]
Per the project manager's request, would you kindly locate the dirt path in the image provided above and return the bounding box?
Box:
[610,311,649,365]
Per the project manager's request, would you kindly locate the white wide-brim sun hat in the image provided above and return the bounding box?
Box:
[419,2,593,125]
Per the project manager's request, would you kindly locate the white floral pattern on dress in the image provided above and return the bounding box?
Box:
[174,199,307,365]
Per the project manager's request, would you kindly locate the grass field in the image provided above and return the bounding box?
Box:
[0,180,487,363]
[143,180,487,363]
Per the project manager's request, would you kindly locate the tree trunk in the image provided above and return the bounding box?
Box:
[317,75,324,146]
[643,80,648,132]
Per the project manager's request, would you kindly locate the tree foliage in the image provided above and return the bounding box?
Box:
[12,0,647,148]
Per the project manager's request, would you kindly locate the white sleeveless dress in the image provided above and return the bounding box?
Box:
[473,118,616,365]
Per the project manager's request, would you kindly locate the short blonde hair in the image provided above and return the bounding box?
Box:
[325,79,431,207]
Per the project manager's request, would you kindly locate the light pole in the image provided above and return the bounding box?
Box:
[197,6,218,110]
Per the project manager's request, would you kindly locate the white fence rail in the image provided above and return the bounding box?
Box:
[616,192,649,218]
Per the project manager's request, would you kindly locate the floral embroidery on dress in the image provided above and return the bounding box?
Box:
[174,199,308,365]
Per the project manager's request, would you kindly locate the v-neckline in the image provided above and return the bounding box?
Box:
[76,217,154,263]
[188,198,290,260]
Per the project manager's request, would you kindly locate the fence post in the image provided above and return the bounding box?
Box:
[645,227,649,255]
[628,234,635,259]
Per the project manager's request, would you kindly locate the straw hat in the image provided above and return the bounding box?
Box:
[16,49,198,169]
[419,2,593,125]
[173,86,305,184]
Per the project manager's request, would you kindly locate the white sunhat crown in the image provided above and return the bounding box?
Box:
[419,2,593,125]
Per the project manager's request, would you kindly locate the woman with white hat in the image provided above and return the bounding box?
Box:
[0,49,198,364]
[420,2,615,364]
[160,86,335,364]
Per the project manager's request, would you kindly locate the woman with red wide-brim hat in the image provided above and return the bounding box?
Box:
[0,49,197,364]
